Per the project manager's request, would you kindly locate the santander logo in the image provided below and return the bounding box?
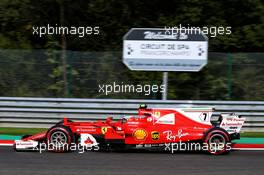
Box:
[84,138,94,145]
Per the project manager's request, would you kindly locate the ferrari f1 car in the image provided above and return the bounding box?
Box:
[14,104,246,155]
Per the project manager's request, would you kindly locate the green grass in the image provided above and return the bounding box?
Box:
[0,127,264,138]
[0,127,47,136]
[240,132,264,138]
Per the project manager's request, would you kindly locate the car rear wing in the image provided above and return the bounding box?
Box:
[219,113,246,134]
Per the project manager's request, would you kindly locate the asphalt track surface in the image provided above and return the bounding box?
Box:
[0,147,263,175]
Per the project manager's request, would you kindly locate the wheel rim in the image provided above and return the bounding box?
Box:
[208,134,226,152]
[50,131,68,147]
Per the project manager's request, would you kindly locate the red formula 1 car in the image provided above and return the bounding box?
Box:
[14,104,246,155]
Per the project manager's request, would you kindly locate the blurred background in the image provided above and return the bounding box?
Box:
[0,0,263,100]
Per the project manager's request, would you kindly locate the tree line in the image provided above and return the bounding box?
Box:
[0,0,263,100]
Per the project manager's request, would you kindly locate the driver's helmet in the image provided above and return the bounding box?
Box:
[139,104,147,109]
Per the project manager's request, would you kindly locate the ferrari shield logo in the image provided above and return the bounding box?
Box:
[151,131,159,140]
[154,111,160,117]
[101,127,108,134]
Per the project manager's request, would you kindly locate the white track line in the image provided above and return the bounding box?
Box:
[0,144,13,146]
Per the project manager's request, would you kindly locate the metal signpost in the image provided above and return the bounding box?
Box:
[123,28,208,100]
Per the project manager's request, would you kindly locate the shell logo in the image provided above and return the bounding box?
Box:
[133,129,147,141]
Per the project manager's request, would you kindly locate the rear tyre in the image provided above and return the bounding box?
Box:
[203,128,231,155]
[46,125,74,153]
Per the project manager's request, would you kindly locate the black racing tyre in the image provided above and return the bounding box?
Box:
[203,127,231,155]
[46,125,74,153]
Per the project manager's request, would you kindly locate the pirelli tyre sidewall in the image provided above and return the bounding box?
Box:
[203,127,231,155]
[46,125,74,153]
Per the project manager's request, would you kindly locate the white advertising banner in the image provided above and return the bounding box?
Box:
[123,28,208,71]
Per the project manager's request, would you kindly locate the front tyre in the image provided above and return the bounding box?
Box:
[203,128,231,155]
[46,125,74,153]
